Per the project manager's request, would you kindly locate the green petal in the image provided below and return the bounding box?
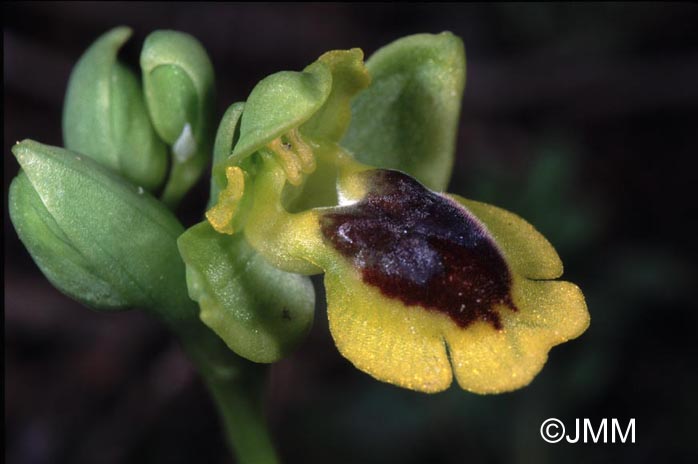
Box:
[178,222,315,363]
[210,102,245,208]
[342,32,466,191]
[62,26,167,191]
[302,49,371,142]
[10,140,191,321]
[141,30,216,207]
[231,61,332,164]
[276,50,371,211]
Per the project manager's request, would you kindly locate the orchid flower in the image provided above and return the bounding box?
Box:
[180,32,590,394]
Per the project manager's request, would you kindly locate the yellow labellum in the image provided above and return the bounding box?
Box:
[319,189,589,394]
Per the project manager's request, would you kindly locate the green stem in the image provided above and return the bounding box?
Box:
[164,315,280,464]
[203,365,279,464]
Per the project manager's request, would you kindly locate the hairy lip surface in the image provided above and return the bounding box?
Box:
[320,169,517,329]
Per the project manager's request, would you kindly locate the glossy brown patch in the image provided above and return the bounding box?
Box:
[320,170,517,330]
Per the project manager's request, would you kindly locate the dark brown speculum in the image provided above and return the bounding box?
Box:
[320,170,517,330]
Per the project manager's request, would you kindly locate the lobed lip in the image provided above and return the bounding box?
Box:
[320,169,517,330]
[322,176,589,394]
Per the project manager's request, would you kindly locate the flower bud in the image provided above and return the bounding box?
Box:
[141,30,215,207]
[9,140,190,321]
[62,26,168,191]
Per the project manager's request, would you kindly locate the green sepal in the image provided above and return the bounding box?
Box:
[210,102,245,208]
[302,49,371,142]
[141,30,216,207]
[10,140,191,322]
[231,61,332,164]
[62,26,168,191]
[342,32,466,191]
[282,50,371,211]
[178,221,315,363]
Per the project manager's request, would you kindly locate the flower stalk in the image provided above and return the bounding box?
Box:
[167,309,280,464]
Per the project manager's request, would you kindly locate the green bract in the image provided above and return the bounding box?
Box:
[343,32,466,190]
[62,27,168,191]
[141,30,215,207]
[9,140,191,322]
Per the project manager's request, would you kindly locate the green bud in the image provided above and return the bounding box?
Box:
[178,222,315,363]
[62,26,168,191]
[141,30,216,208]
[10,172,128,310]
[343,32,466,191]
[9,140,191,322]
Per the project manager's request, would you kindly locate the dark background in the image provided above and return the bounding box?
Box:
[4,3,698,463]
